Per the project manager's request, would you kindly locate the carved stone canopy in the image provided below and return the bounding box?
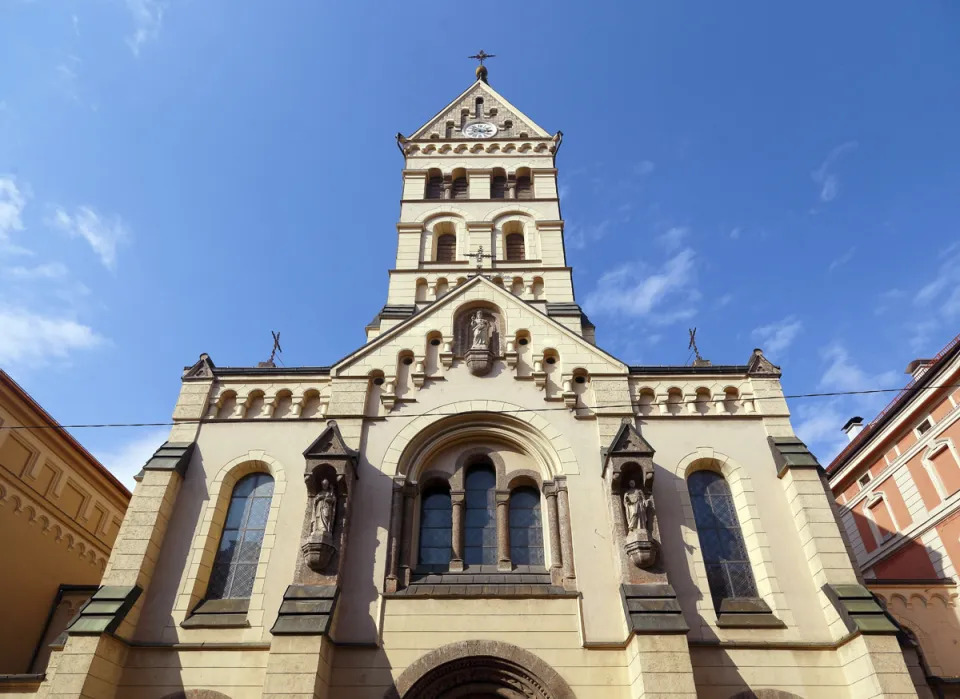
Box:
[303,420,358,494]
[602,420,655,493]
[182,353,215,380]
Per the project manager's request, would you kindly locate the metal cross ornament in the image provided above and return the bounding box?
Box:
[269,331,283,364]
[468,50,496,66]
[688,328,703,363]
[466,246,494,272]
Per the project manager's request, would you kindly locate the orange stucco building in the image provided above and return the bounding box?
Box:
[0,370,130,687]
[828,334,960,690]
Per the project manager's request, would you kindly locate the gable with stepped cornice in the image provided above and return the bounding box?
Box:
[333,274,626,377]
[409,80,552,141]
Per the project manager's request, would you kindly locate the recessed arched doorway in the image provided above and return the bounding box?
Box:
[388,641,575,699]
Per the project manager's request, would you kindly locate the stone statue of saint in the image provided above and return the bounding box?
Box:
[470,310,489,349]
[312,479,337,538]
[623,479,649,534]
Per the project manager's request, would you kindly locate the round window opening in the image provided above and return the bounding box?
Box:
[373,377,384,386]
[518,338,529,346]
[403,357,413,366]
[545,357,556,365]
[430,338,441,346]
[574,375,586,384]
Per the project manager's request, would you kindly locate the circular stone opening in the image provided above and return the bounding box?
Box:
[574,375,586,384]
[518,338,529,346]
[545,357,556,365]
[403,357,413,366]
[430,338,441,346]
[373,377,384,386]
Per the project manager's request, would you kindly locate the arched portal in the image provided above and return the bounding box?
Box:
[388,641,575,699]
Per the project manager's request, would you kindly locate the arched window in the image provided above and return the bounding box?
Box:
[506,233,525,261]
[687,470,757,610]
[419,486,452,566]
[207,472,274,600]
[436,233,456,262]
[452,172,469,200]
[516,171,533,199]
[465,464,497,565]
[491,168,507,199]
[509,487,544,566]
[475,96,484,119]
[425,170,444,199]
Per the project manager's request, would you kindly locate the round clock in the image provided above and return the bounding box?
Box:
[463,122,498,139]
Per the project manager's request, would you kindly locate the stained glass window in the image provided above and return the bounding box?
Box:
[509,487,544,566]
[687,470,758,610]
[207,472,274,600]
[419,487,452,566]
[464,464,497,565]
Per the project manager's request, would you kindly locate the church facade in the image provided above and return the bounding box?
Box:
[17,68,932,699]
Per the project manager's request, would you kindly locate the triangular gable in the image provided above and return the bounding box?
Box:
[182,353,215,380]
[409,80,551,140]
[747,348,782,377]
[607,421,655,457]
[332,275,628,375]
[304,420,358,461]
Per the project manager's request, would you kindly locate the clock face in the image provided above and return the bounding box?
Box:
[463,122,498,139]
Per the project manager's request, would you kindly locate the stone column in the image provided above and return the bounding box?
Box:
[443,178,452,199]
[398,485,416,586]
[544,482,563,583]
[450,491,465,572]
[556,479,576,586]
[496,490,512,572]
[385,477,406,593]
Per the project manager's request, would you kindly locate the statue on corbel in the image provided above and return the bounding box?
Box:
[299,421,358,580]
[602,420,662,577]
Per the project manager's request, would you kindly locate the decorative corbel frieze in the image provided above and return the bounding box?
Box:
[440,337,454,369]
[562,378,577,410]
[504,338,519,370]
[380,377,397,410]
[411,357,426,388]
[532,354,546,391]
[233,395,249,419]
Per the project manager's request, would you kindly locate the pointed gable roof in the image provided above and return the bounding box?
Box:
[408,80,551,140]
[182,353,215,380]
[304,420,359,461]
[606,421,656,459]
[331,274,627,375]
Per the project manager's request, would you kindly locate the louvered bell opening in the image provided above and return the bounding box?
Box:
[516,176,533,200]
[436,234,456,262]
[506,233,525,261]
[451,177,469,200]
[425,177,444,200]
[491,176,507,199]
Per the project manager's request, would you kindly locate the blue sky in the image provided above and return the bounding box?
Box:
[2,1,959,487]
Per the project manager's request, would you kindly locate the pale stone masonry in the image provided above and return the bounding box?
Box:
[15,68,933,699]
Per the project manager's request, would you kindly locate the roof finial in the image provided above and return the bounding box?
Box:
[468,50,495,83]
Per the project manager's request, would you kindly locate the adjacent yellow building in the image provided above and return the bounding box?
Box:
[0,369,129,686]
[7,67,941,699]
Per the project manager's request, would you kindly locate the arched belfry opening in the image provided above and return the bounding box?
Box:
[388,641,576,699]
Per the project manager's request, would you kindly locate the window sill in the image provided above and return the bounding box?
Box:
[715,597,786,629]
[181,598,251,629]
[394,568,573,598]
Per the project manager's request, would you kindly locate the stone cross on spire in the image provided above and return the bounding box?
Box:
[468,50,495,83]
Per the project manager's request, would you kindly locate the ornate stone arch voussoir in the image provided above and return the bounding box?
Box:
[387,640,576,699]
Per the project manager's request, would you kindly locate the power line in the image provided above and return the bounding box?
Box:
[2,382,955,433]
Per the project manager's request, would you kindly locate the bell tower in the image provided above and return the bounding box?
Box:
[368,58,594,343]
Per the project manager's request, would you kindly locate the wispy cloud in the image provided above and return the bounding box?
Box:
[752,316,802,356]
[655,227,688,253]
[584,248,697,321]
[828,246,856,272]
[125,0,164,56]
[0,306,104,367]
[915,244,960,314]
[0,176,26,241]
[3,262,69,280]
[567,219,611,250]
[729,226,742,240]
[635,160,655,176]
[715,293,734,309]
[873,288,904,316]
[49,205,128,269]
[96,427,168,490]
[56,54,82,102]
[793,399,850,464]
[819,343,899,396]
[811,141,858,203]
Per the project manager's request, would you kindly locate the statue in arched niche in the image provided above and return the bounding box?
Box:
[312,478,337,538]
[454,306,501,356]
[470,311,490,349]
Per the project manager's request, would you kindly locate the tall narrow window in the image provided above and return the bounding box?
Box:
[425,171,444,199]
[208,473,274,600]
[465,464,497,565]
[419,487,452,567]
[516,174,533,199]
[506,233,525,261]
[436,234,456,262]
[452,174,469,200]
[509,487,544,566]
[687,470,757,610]
[475,96,484,119]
